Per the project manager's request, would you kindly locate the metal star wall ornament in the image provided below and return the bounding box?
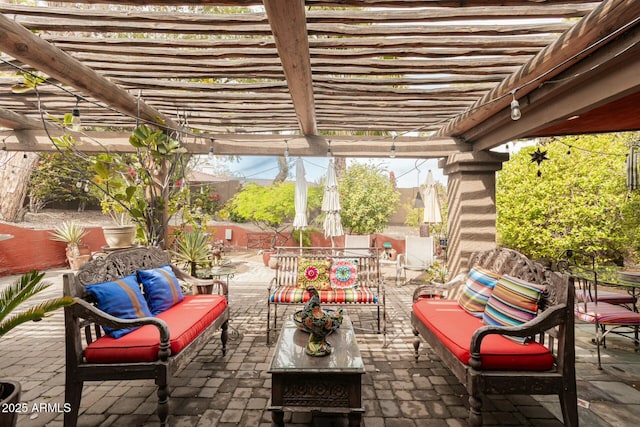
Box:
[530,147,549,177]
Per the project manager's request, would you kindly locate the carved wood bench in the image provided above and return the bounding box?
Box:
[411,247,577,426]
[267,246,385,343]
[62,247,229,427]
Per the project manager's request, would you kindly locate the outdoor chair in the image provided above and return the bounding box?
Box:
[343,234,371,257]
[396,235,434,283]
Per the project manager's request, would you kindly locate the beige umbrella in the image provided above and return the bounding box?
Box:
[322,159,344,247]
[293,158,308,252]
[422,170,442,235]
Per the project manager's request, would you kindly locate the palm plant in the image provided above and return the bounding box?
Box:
[0,270,74,338]
[171,229,212,277]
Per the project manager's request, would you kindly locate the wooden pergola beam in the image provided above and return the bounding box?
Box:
[0,13,178,132]
[4,130,466,158]
[438,0,640,140]
[263,0,317,136]
[0,107,42,130]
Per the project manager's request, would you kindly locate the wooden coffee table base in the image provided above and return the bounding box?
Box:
[268,318,365,426]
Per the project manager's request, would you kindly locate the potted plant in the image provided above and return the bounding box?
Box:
[49,221,91,270]
[52,124,188,249]
[171,228,212,278]
[101,210,137,250]
[0,271,74,427]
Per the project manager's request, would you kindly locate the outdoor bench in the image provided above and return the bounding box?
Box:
[411,247,577,427]
[266,246,385,343]
[62,246,229,427]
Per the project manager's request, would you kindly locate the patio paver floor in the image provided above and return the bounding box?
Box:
[2,250,640,426]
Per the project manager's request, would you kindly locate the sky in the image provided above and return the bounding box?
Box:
[200,156,446,188]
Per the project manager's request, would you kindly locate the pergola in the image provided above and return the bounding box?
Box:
[1,0,639,274]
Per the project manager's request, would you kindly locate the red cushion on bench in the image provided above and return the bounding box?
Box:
[413,299,554,371]
[270,285,378,303]
[85,295,227,363]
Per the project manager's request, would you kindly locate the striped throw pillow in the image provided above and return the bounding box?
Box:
[137,264,185,315]
[457,266,501,317]
[85,274,152,338]
[483,275,547,343]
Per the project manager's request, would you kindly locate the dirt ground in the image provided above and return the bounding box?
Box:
[5,208,114,230]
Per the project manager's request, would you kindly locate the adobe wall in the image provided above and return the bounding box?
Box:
[0,221,406,276]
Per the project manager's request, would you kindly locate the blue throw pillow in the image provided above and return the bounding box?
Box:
[137,264,185,315]
[85,274,152,338]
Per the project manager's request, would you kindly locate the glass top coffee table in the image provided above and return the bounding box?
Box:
[268,316,365,426]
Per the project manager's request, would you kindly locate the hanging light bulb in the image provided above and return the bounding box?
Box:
[76,180,83,188]
[284,140,289,158]
[327,140,332,157]
[390,142,396,158]
[70,96,82,131]
[208,138,215,160]
[510,90,521,121]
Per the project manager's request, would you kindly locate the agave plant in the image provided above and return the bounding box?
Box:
[171,229,212,277]
[0,270,74,338]
[50,221,87,256]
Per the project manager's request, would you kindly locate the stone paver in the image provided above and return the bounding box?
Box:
[2,251,640,426]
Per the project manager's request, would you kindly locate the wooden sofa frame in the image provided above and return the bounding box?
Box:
[267,246,385,343]
[62,247,229,427]
[411,247,578,427]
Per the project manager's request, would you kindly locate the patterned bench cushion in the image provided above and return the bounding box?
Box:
[575,289,636,305]
[575,301,640,324]
[84,295,227,363]
[413,299,554,371]
[270,285,378,304]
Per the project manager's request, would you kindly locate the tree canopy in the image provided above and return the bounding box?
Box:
[497,132,640,264]
[339,162,401,234]
[226,181,323,245]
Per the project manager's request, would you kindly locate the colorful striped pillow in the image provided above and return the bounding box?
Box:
[482,275,547,343]
[85,274,152,338]
[457,266,501,317]
[137,264,185,315]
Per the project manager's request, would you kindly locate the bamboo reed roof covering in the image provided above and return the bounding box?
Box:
[0,0,639,157]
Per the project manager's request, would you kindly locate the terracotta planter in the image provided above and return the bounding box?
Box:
[0,380,21,427]
[68,254,91,271]
[102,225,137,249]
[262,250,275,267]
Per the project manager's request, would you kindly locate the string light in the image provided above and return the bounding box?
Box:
[208,138,215,160]
[284,140,289,158]
[71,96,82,131]
[390,131,397,158]
[510,90,521,121]
[327,140,332,157]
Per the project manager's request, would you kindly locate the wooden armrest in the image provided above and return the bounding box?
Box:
[171,266,228,297]
[412,273,465,301]
[70,298,172,360]
[469,303,568,369]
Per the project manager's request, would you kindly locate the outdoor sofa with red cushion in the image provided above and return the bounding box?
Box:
[62,247,229,427]
[411,247,577,427]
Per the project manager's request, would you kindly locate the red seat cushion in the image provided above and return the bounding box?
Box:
[85,295,227,363]
[413,299,554,371]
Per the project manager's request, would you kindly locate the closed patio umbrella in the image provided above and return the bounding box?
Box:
[422,170,442,235]
[627,146,639,191]
[293,158,308,251]
[322,159,344,247]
